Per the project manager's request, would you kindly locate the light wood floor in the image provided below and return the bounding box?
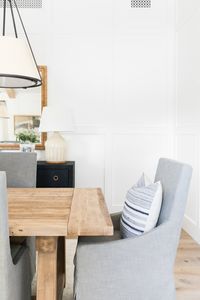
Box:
[175,231,200,300]
[33,231,200,299]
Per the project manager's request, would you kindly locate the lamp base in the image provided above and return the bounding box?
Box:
[45,132,66,163]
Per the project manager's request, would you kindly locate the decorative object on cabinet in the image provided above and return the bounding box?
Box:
[0,0,41,89]
[16,129,39,143]
[39,106,74,163]
[16,129,39,152]
[0,65,47,150]
[37,161,75,188]
[0,100,9,118]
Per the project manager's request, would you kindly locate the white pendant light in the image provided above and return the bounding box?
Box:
[0,0,42,89]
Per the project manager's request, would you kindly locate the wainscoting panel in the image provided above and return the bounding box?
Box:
[59,126,175,214]
[67,134,106,191]
[175,133,200,243]
[176,0,200,243]
[112,34,169,125]
[110,131,173,210]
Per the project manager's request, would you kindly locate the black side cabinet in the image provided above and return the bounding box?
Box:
[37,161,75,188]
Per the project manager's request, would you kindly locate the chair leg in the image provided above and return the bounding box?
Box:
[57,237,66,300]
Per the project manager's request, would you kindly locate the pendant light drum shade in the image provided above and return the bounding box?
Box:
[0,0,42,89]
[0,36,41,88]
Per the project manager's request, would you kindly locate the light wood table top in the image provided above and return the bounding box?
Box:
[8,187,113,237]
[68,188,113,236]
[7,187,113,300]
[8,188,73,237]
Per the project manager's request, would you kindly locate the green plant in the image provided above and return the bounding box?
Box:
[16,129,40,144]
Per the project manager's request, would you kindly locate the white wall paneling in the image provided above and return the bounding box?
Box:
[17,0,176,210]
[67,133,106,190]
[61,124,175,213]
[111,131,174,211]
[176,0,200,243]
[174,133,200,243]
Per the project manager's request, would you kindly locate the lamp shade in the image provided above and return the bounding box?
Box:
[0,100,9,119]
[39,106,75,133]
[0,37,41,89]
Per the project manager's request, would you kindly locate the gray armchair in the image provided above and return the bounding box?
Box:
[74,158,192,300]
[0,152,37,279]
[0,172,31,300]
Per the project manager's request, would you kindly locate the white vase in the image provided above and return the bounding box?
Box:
[20,143,35,153]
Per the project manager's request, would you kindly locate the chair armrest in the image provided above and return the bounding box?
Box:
[76,221,178,275]
[75,222,180,300]
[110,212,121,231]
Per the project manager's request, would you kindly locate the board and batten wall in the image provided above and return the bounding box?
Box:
[36,0,176,211]
[176,0,200,243]
[2,0,199,242]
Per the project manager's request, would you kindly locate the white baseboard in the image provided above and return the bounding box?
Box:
[183,215,200,244]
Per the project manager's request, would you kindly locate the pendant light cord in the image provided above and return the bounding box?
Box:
[3,0,6,35]
[3,0,18,37]
[9,0,18,38]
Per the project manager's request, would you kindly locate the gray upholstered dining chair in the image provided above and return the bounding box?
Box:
[0,152,37,279]
[74,158,192,300]
[0,171,32,300]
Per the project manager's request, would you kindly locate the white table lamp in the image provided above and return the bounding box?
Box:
[39,106,74,163]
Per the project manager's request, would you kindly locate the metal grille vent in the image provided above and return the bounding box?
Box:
[131,0,151,8]
[0,0,42,8]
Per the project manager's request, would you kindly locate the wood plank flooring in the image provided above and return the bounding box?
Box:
[175,231,200,300]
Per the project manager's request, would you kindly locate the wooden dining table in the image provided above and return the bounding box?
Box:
[8,187,113,300]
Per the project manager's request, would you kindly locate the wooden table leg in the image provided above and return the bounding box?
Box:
[36,236,66,300]
[36,237,58,300]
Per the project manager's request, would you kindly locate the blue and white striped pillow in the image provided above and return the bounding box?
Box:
[120,173,162,239]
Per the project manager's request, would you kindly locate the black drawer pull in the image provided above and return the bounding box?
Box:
[53,175,59,182]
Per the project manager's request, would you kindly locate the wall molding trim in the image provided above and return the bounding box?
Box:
[183,215,200,244]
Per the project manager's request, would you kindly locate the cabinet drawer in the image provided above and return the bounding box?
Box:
[37,161,75,188]
[37,169,69,187]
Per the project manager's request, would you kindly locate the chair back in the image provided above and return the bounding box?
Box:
[0,152,37,187]
[0,152,37,279]
[0,172,10,273]
[155,158,192,227]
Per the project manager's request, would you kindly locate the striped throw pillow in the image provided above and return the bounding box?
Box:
[120,173,162,239]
